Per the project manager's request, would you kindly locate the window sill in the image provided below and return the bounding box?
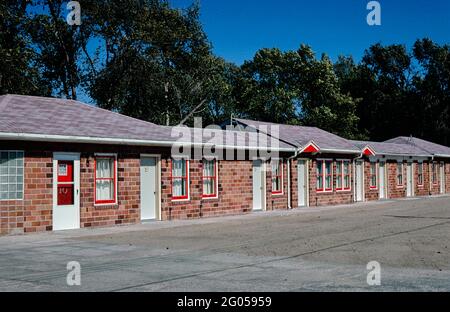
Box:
[172,197,190,202]
[202,195,219,200]
[94,203,118,209]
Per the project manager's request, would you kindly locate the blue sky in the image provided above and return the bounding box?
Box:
[170,0,450,64]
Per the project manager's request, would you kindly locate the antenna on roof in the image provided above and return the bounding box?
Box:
[230,113,234,126]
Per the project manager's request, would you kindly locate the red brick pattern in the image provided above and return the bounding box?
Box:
[308,158,353,207]
[364,161,379,201]
[2,141,450,235]
[160,159,254,220]
[0,152,53,234]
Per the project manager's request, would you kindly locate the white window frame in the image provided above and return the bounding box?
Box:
[202,158,219,199]
[317,159,333,193]
[171,158,190,202]
[94,153,118,206]
[336,159,351,192]
[369,161,378,190]
[417,162,424,187]
[271,158,284,195]
[396,162,404,188]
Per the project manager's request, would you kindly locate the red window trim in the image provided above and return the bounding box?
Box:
[417,162,424,187]
[202,159,217,198]
[432,162,439,185]
[396,162,404,187]
[317,160,333,192]
[171,159,189,200]
[271,159,283,195]
[336,160,351,191]
[369,162,378,189]
[94,156,117,205]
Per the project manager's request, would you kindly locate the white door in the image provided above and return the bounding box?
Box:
[252,160,265,211]
[355,161,364,202]
[140,156,158,220]
[440,162,445,194]
[297,160,307,207]
[53,153,80,231]
[379,162,386,199]
[406,163,413,197]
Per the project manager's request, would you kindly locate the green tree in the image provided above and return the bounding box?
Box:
[26,0,95,99]
[88,0,231,126]
[233,45,361,138]
[413,38,450,145]
[0,0,50,95]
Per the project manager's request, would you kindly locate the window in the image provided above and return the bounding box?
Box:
[432,162,438,185]
[418,162,423,186]
[271,159,283,194]
[316,160,324,191]
[171,159,189,200]
[336,161,342,190]
[317,160,333,192]
[325,161,332,191]
[343,161,351,190]
[202,159,217,198]
[396,162,403,187]
[95,156,116,204]
[336,160,351,191]
[0,151,24,200]
[370,162,377,189]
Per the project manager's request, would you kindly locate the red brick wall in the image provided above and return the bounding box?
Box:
[290,159,298,208]
[79,155,140,229]
[0,152,53,234]
[446,162,450,194]
[364,161,379,201]
[428,162,441,195]
[265,160,289,211]
[160,159,254,220]
[387,161,406,199]
[308,158,354,207]
[414,161,430,197]
[160,158,289,220]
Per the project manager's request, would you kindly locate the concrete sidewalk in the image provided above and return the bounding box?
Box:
[1,195,450,291]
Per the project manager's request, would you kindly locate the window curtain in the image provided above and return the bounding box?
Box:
[96,158,114,201]
[203,160,215,195]
[172,159,186,197]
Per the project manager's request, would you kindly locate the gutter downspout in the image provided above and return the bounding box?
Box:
[287,147,300,209]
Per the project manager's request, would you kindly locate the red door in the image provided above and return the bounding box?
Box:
[57,160,74,206]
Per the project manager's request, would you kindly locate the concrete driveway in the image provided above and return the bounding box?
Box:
[1,196,450,291]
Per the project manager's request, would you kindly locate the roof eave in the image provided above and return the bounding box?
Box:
[0,132,296,152]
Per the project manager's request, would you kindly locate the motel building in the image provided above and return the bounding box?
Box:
[1,94,450,235]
